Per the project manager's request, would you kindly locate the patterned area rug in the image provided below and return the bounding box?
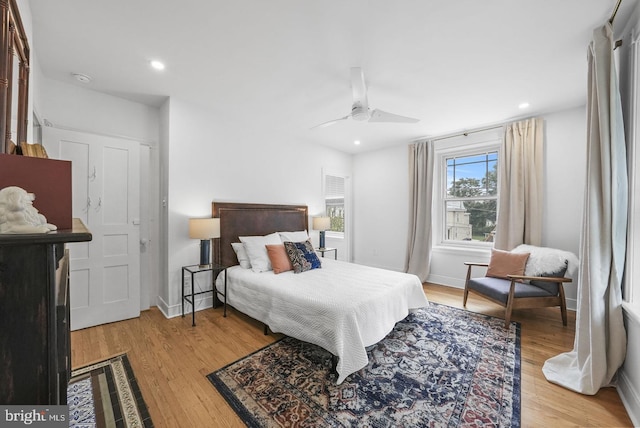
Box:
[208,303,521,427]
[67,354,153,427]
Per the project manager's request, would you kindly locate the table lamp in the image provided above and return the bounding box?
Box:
[189,218,220,266]
[312,216,331,249]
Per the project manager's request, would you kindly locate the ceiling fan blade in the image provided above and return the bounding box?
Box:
[310,114,351,130]
[350,67,368,110]
[368,109,420,123]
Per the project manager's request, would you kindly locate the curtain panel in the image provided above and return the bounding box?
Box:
[542,23,627,395]
[494,117,544,250]
[405,141,434,282]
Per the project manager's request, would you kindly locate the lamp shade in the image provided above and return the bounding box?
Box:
[312,216,331,231]
[189,218,220,239]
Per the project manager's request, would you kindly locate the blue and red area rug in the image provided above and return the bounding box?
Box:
[208,303,521,427]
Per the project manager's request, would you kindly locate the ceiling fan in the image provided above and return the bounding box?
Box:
[311,67,420,129]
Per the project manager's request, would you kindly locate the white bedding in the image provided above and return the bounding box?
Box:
[215,258,429,384]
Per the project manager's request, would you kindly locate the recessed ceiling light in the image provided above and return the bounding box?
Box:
[354,140,361,145]
[72,73,91,83]
[150,60,165,71]
[518,102,530,109]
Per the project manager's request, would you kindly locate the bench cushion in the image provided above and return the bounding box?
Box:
[468,277,556,304]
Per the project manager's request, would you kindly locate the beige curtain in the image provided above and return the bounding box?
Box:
[494,118,543,250]
[405,141,434,282]
[542,23,627,395]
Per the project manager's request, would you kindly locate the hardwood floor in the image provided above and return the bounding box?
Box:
[70,283,633,427]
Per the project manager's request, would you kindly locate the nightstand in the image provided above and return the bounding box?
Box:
[181,262,227,326]
[316,247,337,260]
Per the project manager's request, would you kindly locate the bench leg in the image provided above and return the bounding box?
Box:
[463,265,472,307]
[559,283,568,326]
[504,280,516,328]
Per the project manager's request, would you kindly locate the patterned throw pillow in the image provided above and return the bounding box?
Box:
[283,240,322,273]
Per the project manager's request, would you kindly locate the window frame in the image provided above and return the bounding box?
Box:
[322,170,349,240]
[433,130,503,249]
[623,28,640,309]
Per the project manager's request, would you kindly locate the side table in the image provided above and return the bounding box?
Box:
[181,262,227,326]
[316,247,337,260]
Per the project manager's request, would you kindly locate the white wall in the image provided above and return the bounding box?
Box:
[352,106,587,309]
[537,107,587,307]
[37,78,160,144]
[159,97,352,316]
[352,145,409,270]
[541,107,586,256]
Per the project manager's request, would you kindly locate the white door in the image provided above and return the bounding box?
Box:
[43,127,141,330]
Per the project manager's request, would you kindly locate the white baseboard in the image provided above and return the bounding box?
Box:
[619,305,640,426]
[618,370,640,427]
[155,294,214,319]
[156,295,171,318]
[426,274,465,289]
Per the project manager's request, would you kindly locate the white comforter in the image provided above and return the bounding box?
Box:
[215,258,429,384]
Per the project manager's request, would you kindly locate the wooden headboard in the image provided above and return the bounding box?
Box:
[212,202,309,267]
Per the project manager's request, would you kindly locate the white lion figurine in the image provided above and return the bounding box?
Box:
[0,186,58,234]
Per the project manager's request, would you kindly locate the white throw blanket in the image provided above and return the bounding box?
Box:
[216,258,429,384]
[512,244,579,277]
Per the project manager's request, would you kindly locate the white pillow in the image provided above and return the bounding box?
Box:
[239,232,282,272]
[231,242,251,269]
[278,230,309,243]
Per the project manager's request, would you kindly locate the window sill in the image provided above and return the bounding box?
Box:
[325,233,344,240]
[622,301,640,325]
[432,244,491,258]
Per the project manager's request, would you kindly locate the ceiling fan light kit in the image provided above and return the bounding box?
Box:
[311,67,420,129]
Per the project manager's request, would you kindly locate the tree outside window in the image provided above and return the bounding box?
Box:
[445,152,498,242]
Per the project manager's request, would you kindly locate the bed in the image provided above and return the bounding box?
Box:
[212,202,429,384]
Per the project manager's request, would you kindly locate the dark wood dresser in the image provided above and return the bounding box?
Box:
[0,219,91,405]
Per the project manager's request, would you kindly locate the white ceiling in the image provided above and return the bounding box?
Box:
[29,1,635,154]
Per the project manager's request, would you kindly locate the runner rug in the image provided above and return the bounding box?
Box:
[207,303,521,427]
[67,353,154,427]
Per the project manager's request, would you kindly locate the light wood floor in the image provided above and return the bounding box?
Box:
[70,283,633,427]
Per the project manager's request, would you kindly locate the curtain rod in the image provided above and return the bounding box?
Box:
[609,0,622,25]
[421,124,505,143]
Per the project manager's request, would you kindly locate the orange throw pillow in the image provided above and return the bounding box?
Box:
[266,244,293,274]
[486,249,530,279]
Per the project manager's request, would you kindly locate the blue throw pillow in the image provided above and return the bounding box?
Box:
[283,240,322,273]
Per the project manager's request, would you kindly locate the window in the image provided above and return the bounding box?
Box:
[445,152,498,242]
[434,130,502,247]
[324,174,345,235]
